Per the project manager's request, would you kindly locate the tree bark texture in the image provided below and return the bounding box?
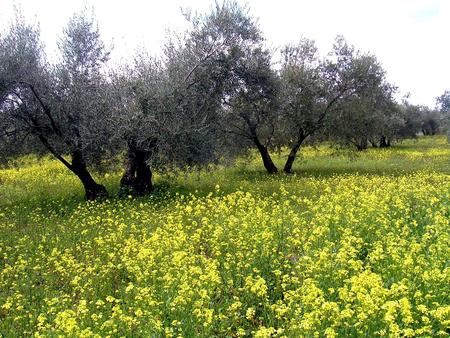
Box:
[379,135,390,148]
[71,150,108,200]
[252,136,278,174]
[355,138,368,151]
[119,147,153,196]
[283,134,307,174]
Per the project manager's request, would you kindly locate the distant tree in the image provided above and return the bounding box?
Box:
[325,63,398,150]
[0,11,112,199]
[436,90,450,141]
[437,90,450,113]
[279,37,389,171]
[394,100,421,139]
[420,108,441,136]
[376,106,405,147]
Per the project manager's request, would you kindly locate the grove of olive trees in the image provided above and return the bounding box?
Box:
[0,2,447,199]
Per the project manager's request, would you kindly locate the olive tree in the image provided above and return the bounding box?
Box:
[325,67,398,150]
[279,36,392,172]
[278,38,323,172]
[0,11,112,199]
[394,100,423,140]
[420,110,441,135]
[175,1,282,174]
[0,13,49,161]
[110,1,248,195]
[221,46,280,174]
[437,90,450,141]
[192,3,282,174]
[437,90,450,113]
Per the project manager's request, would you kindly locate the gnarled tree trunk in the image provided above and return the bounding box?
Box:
[119,146,153,196]
[355,138,368,151]
[71,150,107,200]
[379,135,390,148]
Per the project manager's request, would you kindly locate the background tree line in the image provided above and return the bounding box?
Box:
[1,2,448,199]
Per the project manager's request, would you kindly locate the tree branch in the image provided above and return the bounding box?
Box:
[17,81,63,137]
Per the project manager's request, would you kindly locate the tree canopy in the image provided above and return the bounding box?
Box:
[1,3,446,199]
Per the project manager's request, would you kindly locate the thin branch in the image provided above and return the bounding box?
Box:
[184,36,219,85]
[0,129,23,138]
[17,81,63,137]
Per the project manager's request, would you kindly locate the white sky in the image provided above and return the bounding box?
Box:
[0,0,449,107]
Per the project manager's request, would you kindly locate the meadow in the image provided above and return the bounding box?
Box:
[0,136,449,337]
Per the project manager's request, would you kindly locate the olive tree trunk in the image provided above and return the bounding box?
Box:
[283,134,307,174]
[379,135,390,148]
[36,135,107,200]
[71,150,107,200]
[356,138,368,151]
[119,147,153,196]
[253,136,278,174]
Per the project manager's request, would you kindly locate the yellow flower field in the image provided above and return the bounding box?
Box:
[0,137,449,337]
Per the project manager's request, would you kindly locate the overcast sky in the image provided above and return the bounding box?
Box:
[1,0,448,107]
